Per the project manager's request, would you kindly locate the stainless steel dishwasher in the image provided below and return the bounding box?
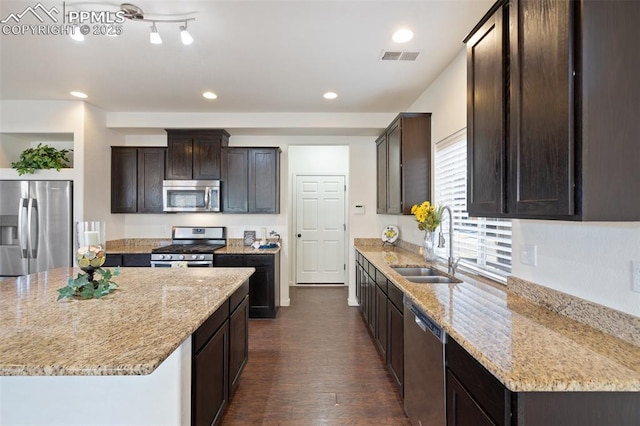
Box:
[403,295,446,426]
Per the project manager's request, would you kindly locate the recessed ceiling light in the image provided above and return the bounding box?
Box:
[70,91,88,99]
[392,28,414,43]
[202,91,217,100]
[323,92,338,100]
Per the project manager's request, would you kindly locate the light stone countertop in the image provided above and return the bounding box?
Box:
[0,267,254,376]
[215,245,281,255]
[355,244,640,392]
[106,239,281,255]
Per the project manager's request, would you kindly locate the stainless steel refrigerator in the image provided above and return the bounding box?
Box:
[0,181,73,277]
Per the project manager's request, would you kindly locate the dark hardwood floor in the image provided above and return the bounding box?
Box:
[221,286,410,425]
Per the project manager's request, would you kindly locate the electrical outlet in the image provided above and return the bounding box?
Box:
[632,261,640,293]
[520,244,537,266]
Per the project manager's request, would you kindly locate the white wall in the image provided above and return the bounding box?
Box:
[84,104,126,238]
[398,49,640,316]
[0,100,85,222]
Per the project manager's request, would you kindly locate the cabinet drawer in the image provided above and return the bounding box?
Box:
[387,281,403,311]
[230,280,249,313]
[193,303,230,354]
[446,338,510,426]
[375,270,387,293]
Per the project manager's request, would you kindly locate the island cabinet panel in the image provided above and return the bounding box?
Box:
[228,294,249,399]
[221,147,281,214]
[192,319,229,426]
[466,0,640,220]
[166,129,229,181]
[376,113,432,215]
[214,252,280,318]
[111,147,165,214]
[192,280,249,426]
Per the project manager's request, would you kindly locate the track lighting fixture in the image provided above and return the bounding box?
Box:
[119,3,195,45]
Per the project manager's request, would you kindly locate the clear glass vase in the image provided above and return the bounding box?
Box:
[75,221,106,282]
[422,230,437,261]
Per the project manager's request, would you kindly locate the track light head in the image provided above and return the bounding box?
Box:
[149,22,162,44]
[180,22,194,45]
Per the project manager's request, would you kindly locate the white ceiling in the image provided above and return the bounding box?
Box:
[0,0,492,114]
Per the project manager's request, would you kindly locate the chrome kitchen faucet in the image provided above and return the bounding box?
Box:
[438,206,460,276]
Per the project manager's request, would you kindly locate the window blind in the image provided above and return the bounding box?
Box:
[434,130,512,281]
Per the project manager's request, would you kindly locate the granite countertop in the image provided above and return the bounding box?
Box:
[215,245,281,255]
[107,239,170,254]
[355,244,640,392]
[0,267,254,376]
[106,239,281,255]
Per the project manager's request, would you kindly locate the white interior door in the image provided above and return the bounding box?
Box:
[295,175,346,284]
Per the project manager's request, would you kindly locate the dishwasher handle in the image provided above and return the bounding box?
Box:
[407,302,446,343]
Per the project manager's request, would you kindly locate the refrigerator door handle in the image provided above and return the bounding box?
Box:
[18,198,29,258]
[27,198,39,259]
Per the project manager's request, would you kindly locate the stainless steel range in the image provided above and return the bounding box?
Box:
[150,226,226,268]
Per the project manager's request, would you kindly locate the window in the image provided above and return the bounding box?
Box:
[434,129,512,281]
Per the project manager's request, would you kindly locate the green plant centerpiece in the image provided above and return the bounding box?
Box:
[11,143,72,175]
[57,267,120,300]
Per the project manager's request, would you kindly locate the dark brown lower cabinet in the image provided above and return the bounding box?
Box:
[356,254,404,396]
[374,282,387,359]
[193,319,229,426]
[103,253,151,267]
[447,370,494,426]
[191,280,249,426]
[446,337,640,426]
[214,253,280,319]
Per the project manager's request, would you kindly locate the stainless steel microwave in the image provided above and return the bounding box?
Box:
[162,180,221,212]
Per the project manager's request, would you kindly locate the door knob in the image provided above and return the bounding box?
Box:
[297,234,301,238]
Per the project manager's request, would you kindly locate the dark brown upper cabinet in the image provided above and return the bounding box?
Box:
[466,0,640,221]
[165,129,229,180]
[221,147,281,214]
[465,1,507,217]
[111,147,165,213]
[376,113,432,215]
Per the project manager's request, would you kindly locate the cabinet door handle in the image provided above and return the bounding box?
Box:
[297,234,301,238]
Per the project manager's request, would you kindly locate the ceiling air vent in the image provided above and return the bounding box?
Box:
[380,50,420,61]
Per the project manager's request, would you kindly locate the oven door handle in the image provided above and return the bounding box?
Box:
[151,261,213,267]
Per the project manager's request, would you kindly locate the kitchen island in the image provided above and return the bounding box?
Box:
[0,266,253,425]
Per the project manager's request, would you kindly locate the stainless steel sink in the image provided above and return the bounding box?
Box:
[391,267,440,276]
[404,276,461,284]
[391,266,462,284]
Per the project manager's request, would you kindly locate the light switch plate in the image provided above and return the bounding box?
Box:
[520,244,537,266]
[354,205,365,215]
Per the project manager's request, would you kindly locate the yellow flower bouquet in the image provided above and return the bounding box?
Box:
[410,201,443,232]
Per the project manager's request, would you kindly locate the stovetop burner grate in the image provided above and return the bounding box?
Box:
[151,243,225,254]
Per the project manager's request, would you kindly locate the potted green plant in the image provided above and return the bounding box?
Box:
[11,143,72,175]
